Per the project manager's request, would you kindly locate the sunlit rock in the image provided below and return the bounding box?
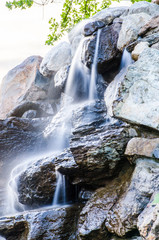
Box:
[117,13,151,51]
[125,1,159,16]
[125,137,159,163]
[131,42,149,60]
[40,41,72,77]
[112,48,159,132]
[0,56,45,119]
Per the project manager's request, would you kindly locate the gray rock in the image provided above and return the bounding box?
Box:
[68,6,127,46]
[70,100,138,186]
[7,101,54,118]
[137,193,159,239]
[82,23,122,73]
[92,6,128,24]
[83,21,105,36]
[125,1,159,17]
[17,155,56,207]
[48,65,70,100]
[105,158,159,236]
[112,48,159,132]
[22,109,37,118]
[117,13,151,51]
[77,164,134,240]
[0,205,82,240]
[139,15,159,37]
[40,41,72,77]
[0,56,44,119]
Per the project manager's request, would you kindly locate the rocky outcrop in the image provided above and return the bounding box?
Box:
[17,155,56,207]
[137,193,159,239]
[70,100,138,186]
[0,117,48,163]
[124,1,159,16]
[0,205,82,240]
[112,48,159,132]
[83,21,105,37]
[0,56,46,119]
[117,13,151,51]
[48,65,70,100]
[77,163,134,240]
[40,41,72,77]
[82,23,122,73]
[105,158,159,236]
[139,15,159,37]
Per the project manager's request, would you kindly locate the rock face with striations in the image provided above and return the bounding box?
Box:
[112,48,159,132]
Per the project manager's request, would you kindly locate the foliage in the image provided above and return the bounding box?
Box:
[152,193,159,205]
[46,0,116,45]
[6,0,152,45]
[6,0,34,9]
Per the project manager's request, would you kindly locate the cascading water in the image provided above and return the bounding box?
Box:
[105,48,133,116]
[5,28,103,213]
[89,29,101,100]
[52,171,66,206]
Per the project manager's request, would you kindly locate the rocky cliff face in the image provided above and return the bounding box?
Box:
[0,1,159,240]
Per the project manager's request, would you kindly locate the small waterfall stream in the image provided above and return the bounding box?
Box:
[4,30,133,215]
[89,29,101,100]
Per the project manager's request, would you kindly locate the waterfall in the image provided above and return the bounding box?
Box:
[5,28,102,213]
[65,38,90,102]
[89,29,101,100]
[52,171,66,206]
[105,48,133,116]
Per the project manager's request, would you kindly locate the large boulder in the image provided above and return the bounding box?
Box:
[17,155,56,207]
[0,205,82,240]
[77,163,134,240]
[137,193,159,239]
[40,41,72,77]
[124,1,159,16]
[112,48,159,132]
[0,56,49,119]
[117,13,151,51]
[82,22,122,73]
[70,100,138,187]
[105,158,159,236]
[68,6,127,45]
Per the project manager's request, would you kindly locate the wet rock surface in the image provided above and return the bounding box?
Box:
[0,117,47,163]
[0,205,82,240]
[18,155,56,207]
[82,23,122,73]
[70,100,138,186]
[77,163,134,240]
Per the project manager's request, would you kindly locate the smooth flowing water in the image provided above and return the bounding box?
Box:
[89,29,101,100]
[3,29,131,215]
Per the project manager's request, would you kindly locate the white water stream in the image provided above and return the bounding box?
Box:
[3,31,133,215]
